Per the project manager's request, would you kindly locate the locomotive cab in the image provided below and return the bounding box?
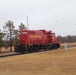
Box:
[50,33,56,43]
[50,33,60,49]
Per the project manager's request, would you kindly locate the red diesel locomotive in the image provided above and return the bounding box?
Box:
[14,29,60,53]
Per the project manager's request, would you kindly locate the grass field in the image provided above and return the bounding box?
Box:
[0,47,76,75]
[60,42,76,46]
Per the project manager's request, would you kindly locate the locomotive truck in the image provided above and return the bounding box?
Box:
[14,29,60,53]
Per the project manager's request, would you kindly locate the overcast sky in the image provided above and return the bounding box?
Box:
[0,0,76,36]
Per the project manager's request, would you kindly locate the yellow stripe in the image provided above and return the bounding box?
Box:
[30,36,41,38]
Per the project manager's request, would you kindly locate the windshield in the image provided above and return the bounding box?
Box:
[50,33,55,37]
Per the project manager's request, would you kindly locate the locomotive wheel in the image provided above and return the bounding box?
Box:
[27,48,32,53]
[35,46,39,52]
[16,45,26,54]
[32,45,39,52]
[20,47,26,54]
[44,45,46,51]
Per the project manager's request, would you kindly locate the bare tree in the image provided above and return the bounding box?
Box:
[19,23,26,30]
[3,20,15,52]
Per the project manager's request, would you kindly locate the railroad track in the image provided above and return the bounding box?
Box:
[0,45,76,58]
[0,52,21,58]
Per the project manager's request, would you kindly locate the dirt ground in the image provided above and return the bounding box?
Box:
[0,47,76,75]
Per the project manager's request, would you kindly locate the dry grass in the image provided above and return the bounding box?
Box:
[0,47,15,52]
[0,47,76,75]
[60,42,76,46]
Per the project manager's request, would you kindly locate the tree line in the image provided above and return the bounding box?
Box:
[0,20,26,52]
[57,35,76,43]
